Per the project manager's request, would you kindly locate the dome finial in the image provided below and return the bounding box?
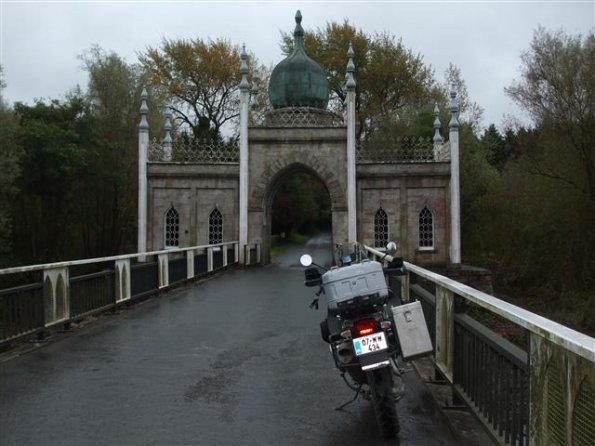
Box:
[268,10,329,109]
[294,10,304,40]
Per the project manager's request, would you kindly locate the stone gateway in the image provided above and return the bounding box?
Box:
[140,11,461,266]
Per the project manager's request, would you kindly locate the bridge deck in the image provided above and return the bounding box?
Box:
[1,239,464,445]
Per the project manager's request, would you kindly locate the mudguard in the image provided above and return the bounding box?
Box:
[359,350,390,371]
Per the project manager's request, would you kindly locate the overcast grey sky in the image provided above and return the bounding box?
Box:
[1,0,593,129]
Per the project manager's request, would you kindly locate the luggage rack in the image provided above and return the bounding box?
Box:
[335,292,387,317]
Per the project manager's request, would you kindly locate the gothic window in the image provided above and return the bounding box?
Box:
[419,206,434,250]
[164,206,180,248]
[374,208,389,248]
[209,208,223,245]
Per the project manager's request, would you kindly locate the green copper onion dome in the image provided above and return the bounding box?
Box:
[268,11,329,109]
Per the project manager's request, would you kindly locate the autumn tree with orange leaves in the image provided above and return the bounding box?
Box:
[139,38,243,141]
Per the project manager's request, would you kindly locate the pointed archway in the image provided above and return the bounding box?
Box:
[247,125,349,265]
[263,164,332,264]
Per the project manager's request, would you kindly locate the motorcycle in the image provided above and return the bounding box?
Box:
[300,242,409,438]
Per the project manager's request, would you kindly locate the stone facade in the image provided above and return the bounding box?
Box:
[357,163,450,265]
[146,163,238,250]
[247,126,348,264]
[142,13,458,266]
[145,132,452,266]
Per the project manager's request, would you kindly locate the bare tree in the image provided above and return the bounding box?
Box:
[506,27,595,206]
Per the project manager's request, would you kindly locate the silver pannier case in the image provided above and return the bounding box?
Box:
[322,260,389,310]
[391,301,433,361]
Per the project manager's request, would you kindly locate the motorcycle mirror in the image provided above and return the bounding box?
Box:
[300,254,313,267]
[386,241,398,255]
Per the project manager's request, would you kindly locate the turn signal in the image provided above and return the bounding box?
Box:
[380,321,392,330]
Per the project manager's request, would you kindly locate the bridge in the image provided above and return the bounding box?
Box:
[1,238,593,445]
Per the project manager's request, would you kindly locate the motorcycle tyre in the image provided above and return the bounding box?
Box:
[367,367,400,438]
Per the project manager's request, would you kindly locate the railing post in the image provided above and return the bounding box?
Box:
[158,254,169,288]
[401,270,410,303]
[222,245,228,267]
[234,243,239,263]
[207,247,214,272]
[245,244,251,266]
[186,250,195,279]
[528,333,594,446]
[435,284,454,381]
[115,259,131,303]
[42,267,70,327]
[256,243,261,264]
[529,332,543,446]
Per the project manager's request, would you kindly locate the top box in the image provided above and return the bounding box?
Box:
[322,260,389,310]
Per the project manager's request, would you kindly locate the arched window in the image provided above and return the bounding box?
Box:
[374,208,389,248]
[209,208,223,244]
[419,206,434,250]
[164,206,180,248]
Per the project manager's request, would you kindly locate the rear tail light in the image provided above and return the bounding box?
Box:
[353,318,379,337]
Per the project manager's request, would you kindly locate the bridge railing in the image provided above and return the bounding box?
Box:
[0,242,239,347]
[364,245,594,446]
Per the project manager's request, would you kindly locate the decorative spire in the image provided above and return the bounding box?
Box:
[346,41,356,90]
[433,103,443,144]
[267,10,329,109]
[163,105,172,159]
[294,10,304,46]
[449,83,459,130]
[251,72,259,98]
[139,88,149,131]
[239,44,249,92]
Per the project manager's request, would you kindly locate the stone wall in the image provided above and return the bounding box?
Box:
[145,135,452,267]
[146,163,239,251]
[357,163,451,265]
[247,126,349,263]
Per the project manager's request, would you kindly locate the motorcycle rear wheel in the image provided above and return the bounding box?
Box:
[367,367,400,438]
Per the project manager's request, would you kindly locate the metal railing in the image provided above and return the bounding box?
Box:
[356,137,449,163]
[261,107,344,127]
[148,138,239,163]
[365,245,595,446]
[0,242,239,346]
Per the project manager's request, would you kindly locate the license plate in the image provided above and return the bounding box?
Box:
[352,332,388,356]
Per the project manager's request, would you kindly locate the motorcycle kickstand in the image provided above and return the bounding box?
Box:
[335,373,364,411]
[335,383,363,411]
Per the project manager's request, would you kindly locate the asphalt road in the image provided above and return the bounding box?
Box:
[0,237,459,446]
[273,233,334,268]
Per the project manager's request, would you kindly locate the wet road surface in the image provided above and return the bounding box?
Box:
[0,237,459,446]
[273,233,334,268]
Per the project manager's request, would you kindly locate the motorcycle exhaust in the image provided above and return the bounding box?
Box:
[336,342,354,364]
